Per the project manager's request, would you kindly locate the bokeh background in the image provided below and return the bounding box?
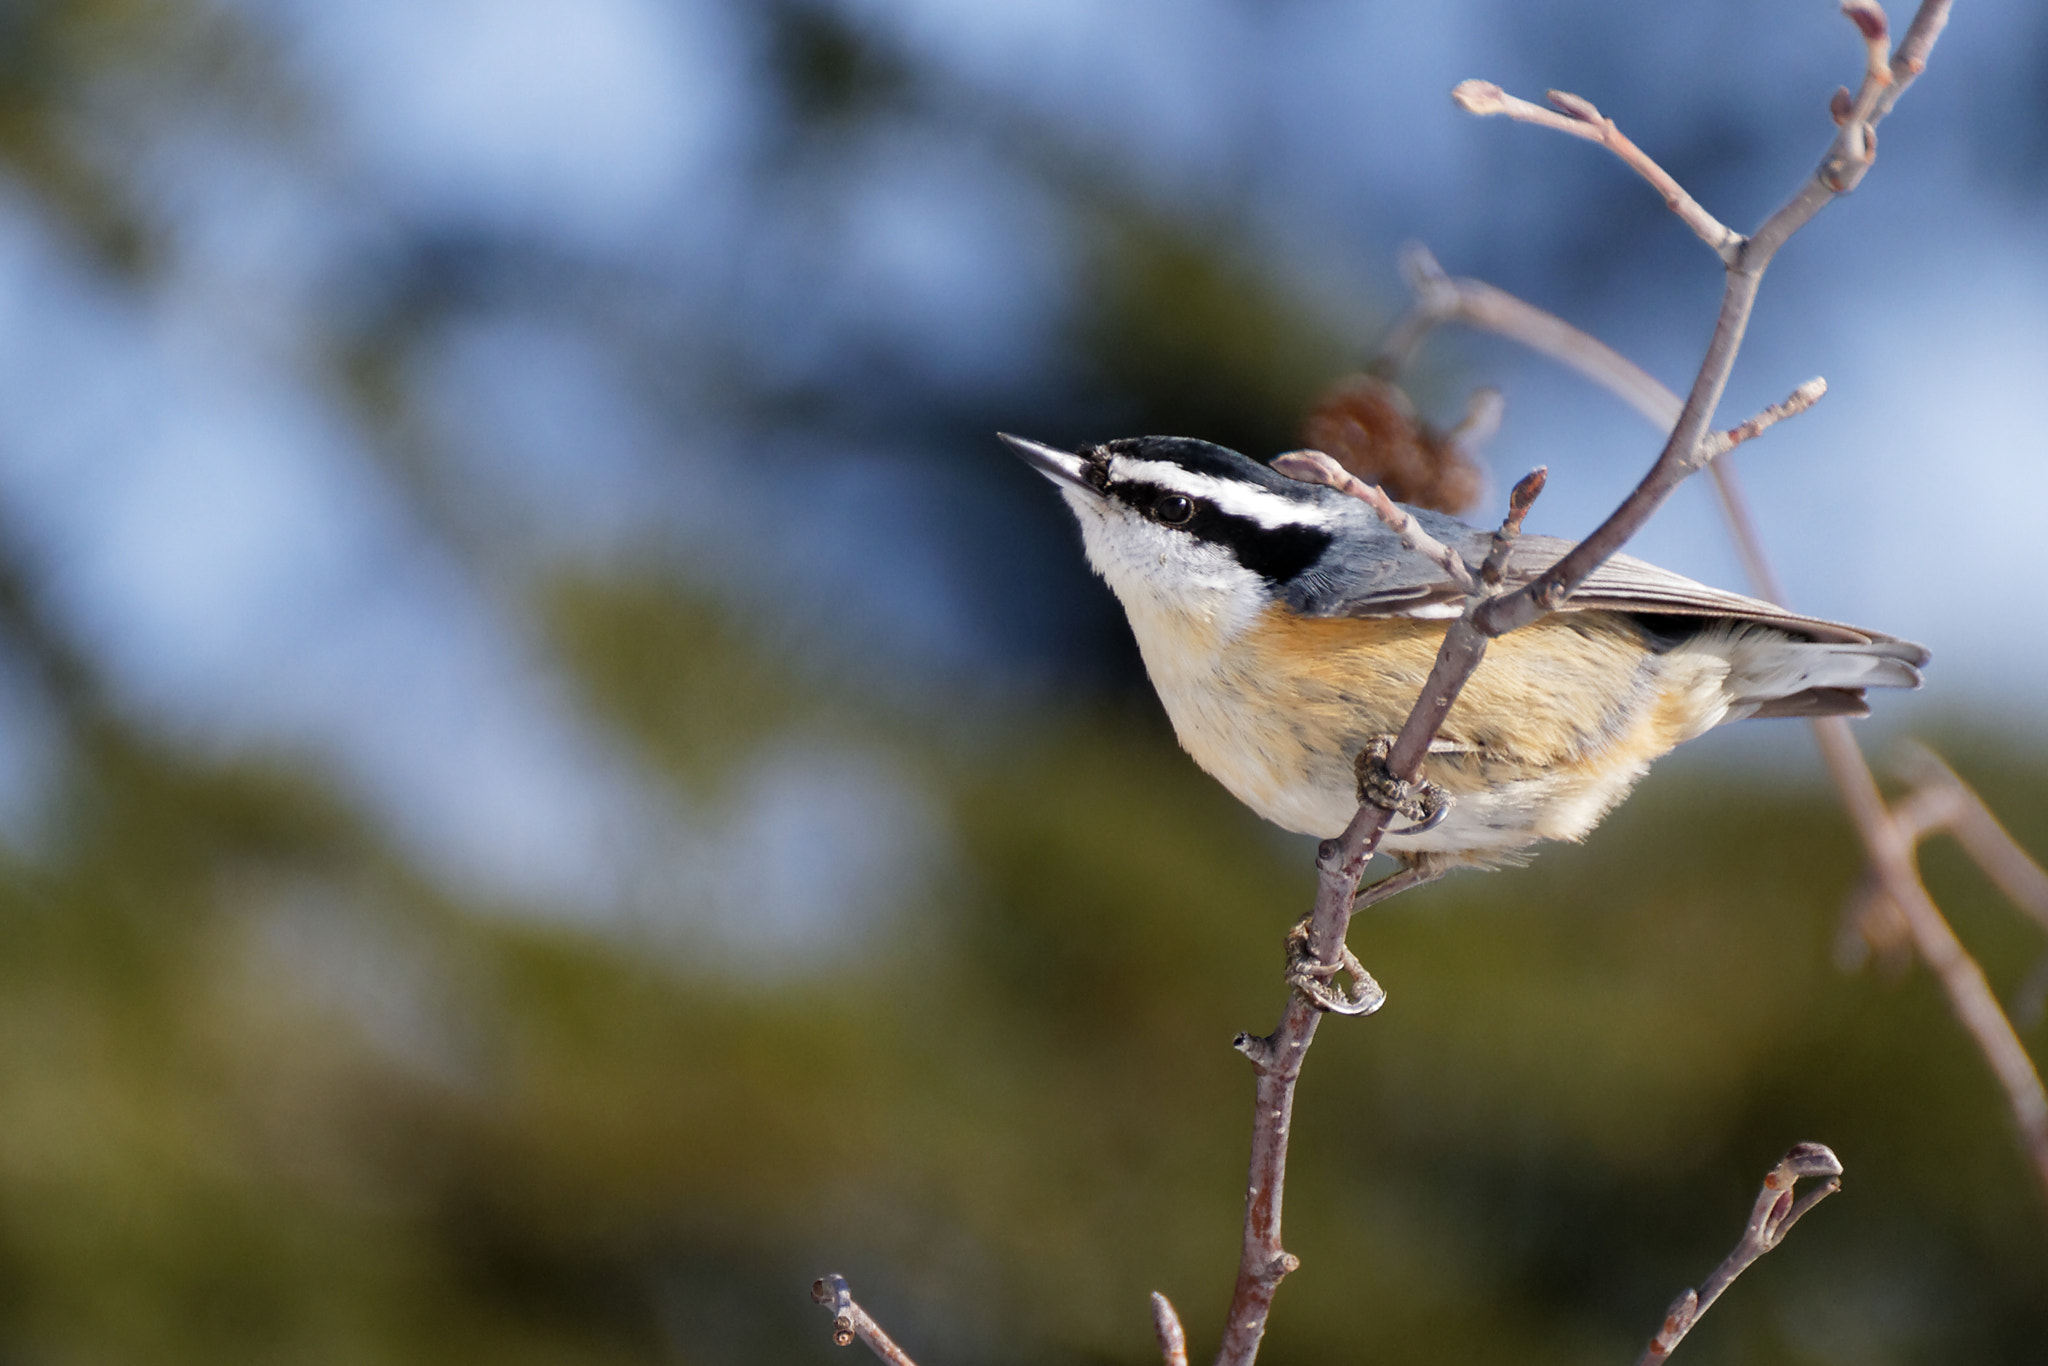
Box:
[0,0,2042,1362]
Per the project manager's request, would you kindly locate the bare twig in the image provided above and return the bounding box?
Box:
[1699,379,1828,460]
[1152,1293,1190,1366]
[812,1275,921,1366]
[1481,467,1548,587]
[1214,10,1958,1364]
[1272,450,1479,594]
[1451,81,1742,261]
[1635,1144,1844,1365]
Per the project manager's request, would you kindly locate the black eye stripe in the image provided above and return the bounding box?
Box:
[1109,479,1332,583]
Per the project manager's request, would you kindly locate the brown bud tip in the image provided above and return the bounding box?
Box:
[1507,466,1548,515]
[1546,89,1603,124]
[1452,79,1507,114]
[1829,85,1854,124]
[1841,0,1888,43]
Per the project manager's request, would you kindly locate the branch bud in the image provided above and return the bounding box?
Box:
[1270,449,1349,491]
[1505,467,1548,525]
[1545,89,1604,125]
[1841,0,1888,43]
[1780,1141,1845,1180]
[1451,79,1508,114]
[1830,85,1854,124]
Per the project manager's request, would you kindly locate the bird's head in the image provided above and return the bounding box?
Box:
[1001,434,1344,629]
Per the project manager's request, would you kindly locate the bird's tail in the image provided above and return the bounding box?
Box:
[1711,627,1927,720]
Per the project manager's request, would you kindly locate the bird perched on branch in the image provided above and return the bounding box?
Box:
[1003,432,1927,872]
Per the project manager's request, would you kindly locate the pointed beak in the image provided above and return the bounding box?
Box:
[998,433,1095,495]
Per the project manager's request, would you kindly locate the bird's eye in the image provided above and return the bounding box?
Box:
[1154,494,1195,526]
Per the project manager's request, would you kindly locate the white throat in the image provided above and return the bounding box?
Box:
[1062,486,1269,671]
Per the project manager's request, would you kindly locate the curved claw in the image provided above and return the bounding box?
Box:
[1356,735,1454,836]
[1388,784,1450,836]
[1284,919,1388,1016]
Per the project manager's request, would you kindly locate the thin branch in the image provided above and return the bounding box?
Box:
[1272,450,1479,594]
[1153,1293,1191,1366]
[1698,379,1828,460]
[1481,467,1548,587]
[1635,1144,1844,1365]
[1451,81,1741,261]
[811,1275,921,1366]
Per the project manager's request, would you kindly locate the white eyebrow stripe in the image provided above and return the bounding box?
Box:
[1113,459,1338,530]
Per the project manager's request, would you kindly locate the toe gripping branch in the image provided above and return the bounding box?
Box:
[1356,736,1450,836]
[1284,912,1387,1016]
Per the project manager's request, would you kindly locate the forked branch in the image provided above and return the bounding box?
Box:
[1635,1145,1844,1365]
[1450,81,1741,261]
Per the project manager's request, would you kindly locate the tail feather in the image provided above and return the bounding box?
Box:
[1745,686,1870,720]
[1704,628,1926,723]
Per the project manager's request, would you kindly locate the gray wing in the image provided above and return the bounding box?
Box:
[1510,534,1924,655]
[1290,517,1927,661]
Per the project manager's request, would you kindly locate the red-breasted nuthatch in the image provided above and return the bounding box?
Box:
[1003,433,1927,870]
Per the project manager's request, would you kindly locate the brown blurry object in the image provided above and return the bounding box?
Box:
[1301,374,1486,516]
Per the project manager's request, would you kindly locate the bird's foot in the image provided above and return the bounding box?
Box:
[1356,736,1450,836]
[1284,916,1387,1016]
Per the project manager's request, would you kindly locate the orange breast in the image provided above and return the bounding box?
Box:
[1234,609,1668,770]
[1134,600,1738,846]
